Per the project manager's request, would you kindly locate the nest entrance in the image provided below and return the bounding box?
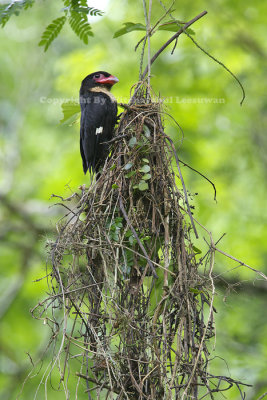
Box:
[33,91,247,399]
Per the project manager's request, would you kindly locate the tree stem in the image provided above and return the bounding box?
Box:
[142,10,207,79]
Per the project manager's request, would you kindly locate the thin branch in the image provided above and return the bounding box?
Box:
[185,32,246,105]
[214,275,267,295]
[76,373,120,394]
[119,195,158,278]
[141,11,208,79]
[161,131,199,238]
[257,392,267,400]
[146,0,153,92]
[135,0,175,52]
[179,158,217,201]
[142,0,149,77]
[158,1,245,105]
[101,133,131,145]
[181,227,216,399]
[138,35,147,81]
[192,215,267,282]
[214,246,267,281]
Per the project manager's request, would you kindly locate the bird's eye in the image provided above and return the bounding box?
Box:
[94,74,100,78]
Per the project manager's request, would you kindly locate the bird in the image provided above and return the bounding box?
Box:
[79,71,119,174]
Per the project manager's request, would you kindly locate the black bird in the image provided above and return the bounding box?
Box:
[79,71,119,174]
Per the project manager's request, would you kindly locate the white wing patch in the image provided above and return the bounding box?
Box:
[95,127,103,135]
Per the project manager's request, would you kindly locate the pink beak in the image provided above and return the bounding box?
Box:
[95,75,119,86]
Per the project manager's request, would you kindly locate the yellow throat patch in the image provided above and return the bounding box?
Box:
[89,87,117,103]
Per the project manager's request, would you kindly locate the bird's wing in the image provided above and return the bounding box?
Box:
[80,136,88,174]
[80,93,116,173]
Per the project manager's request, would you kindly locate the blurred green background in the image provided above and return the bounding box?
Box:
[0,0,266,399]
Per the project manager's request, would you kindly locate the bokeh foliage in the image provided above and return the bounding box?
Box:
[0,0,267,399]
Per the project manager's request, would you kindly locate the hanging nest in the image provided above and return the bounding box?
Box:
[32,84,249,399]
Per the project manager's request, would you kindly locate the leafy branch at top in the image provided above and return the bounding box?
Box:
[113,20,195,39]
[38,0,103,51]
[0,0,103,51]
[68,9,93,45]
[114,6,245,105]
[38,16,67,52]
[0,0,34,27]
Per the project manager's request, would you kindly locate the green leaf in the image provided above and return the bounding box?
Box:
[112,183,119,189]
[184,28,195,35]
[128,137,137,148]
[111,233,119,241]
[142,235,151,242]
[79,212,87,222]
[142,173,151,181]
[110,164,116,170]
[126,171,136,178]
[68,11,93,45]
[87,7,104,16]
[0,0,34,28]
[123,162,133,170]
[143,125,151,137]
[139,165,150,173]
[39,16,67,52]
[113,22,146,38]
[138,180,148,191]
[193,246,202,254]
[129,235,135,245]
[60,101,80,125]
[140,136,150,145]
[142,158,149,163]
[71,6,104,16]
[158,21,195,35]
[189,288,203,294]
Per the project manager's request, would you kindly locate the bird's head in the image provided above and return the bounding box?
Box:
[80,71,119,92]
